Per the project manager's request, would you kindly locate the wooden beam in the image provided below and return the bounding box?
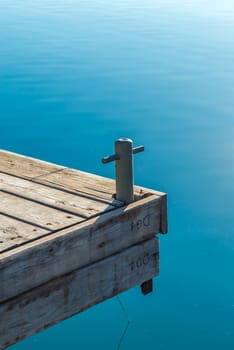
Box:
[0,194,163,303]
[0,238,159,350]
[0,191,83,231]
[0,173,116,218]
[0,150,65,179]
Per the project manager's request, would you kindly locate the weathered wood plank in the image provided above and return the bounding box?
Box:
[134,184,167,199]
[134,186,167,234]
[0,191,83,232]
[36,168,118,203]
[0,150,163,205]
[159,193,168,234]
[37,169,163,205]
[0,214,50,253]
[0,238,159,350]
[0,150,65,179]
[0,173,116,219]
[0,195,162,302]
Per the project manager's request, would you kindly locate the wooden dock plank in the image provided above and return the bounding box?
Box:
[159,193,168,234]
[0,150,65,179]
[0,195,162,303]
[0,173,116,219]
[0,150,161,205]
[0,191,83,231]
[36,168,118,203]
[37,169,163,206]
[0,238,159,350]
[0,214,50,253]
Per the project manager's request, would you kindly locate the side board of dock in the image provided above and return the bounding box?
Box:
[0,149,167,349]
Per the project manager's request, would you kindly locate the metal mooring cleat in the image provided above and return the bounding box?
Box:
[102,138,144,204]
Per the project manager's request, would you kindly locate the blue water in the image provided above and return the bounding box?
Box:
[1,0,234,349]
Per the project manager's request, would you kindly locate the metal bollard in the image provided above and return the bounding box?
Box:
[102,138,144,204]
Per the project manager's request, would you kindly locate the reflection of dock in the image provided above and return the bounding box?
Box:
[0,146,167,349]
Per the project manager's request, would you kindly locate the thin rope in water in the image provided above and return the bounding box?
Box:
[117,296,132,323]
[116,295,158,349]
[116,322,130,350]
[116,296,132,350]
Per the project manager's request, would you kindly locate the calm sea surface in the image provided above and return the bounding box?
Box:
[1,0,234,349]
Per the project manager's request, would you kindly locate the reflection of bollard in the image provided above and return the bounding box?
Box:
[102,138,144,204]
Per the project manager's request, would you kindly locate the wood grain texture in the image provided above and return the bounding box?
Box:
[0,150,166,204]
[0,214,50,252]
[0,150,64,179]
[0,172,115,218]
[37,168,159,205]
[0,191,83,232]
[0,195,162,302]
[37,168,118,203]
[0,238,159,350]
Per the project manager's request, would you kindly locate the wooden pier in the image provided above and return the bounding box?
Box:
[0,147,167,349]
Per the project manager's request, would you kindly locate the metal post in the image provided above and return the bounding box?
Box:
[102,138,144,204]
[115,138,134,203]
